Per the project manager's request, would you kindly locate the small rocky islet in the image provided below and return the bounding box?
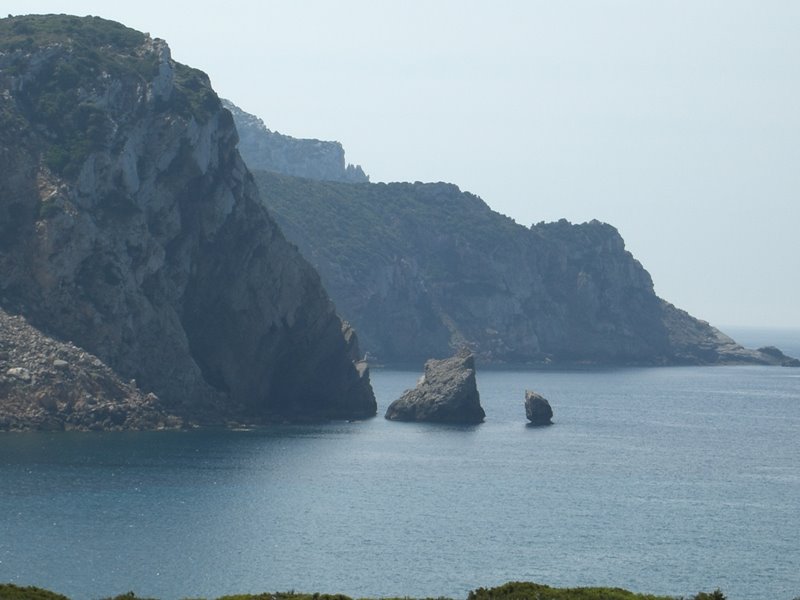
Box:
[383,350,556,426]
[385,350,485,424]
[525,390,554,425]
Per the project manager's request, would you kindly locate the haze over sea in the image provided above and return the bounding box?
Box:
[2,328,799,600]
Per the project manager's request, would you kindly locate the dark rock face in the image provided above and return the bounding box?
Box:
[524,390,553,425]
[223,99,368,183]
[385,352,485,424]
[0,15,376,427]
[252,172,791,367]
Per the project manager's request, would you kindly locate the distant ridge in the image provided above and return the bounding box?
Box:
[223,99,368,183]
[250,170,797,368]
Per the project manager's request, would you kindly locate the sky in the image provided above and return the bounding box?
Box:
[5,1,799,329]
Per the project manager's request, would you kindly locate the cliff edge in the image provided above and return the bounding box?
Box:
[223,99,368,183]
[0,15,376,428]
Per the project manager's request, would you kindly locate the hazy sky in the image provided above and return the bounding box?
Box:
[6,1,799,328]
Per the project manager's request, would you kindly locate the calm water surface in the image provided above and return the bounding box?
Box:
[1,358,799,600]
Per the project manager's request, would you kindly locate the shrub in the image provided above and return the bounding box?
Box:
[0,583,70,600]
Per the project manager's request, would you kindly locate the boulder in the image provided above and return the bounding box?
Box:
[6,367,32,383]
[525,390,553,425]
[385,351,485,424]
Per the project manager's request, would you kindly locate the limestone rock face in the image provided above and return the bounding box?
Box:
[524,390,553,425]
[0,15,376,426]
[385,352,485,424]
[223,99,368,183]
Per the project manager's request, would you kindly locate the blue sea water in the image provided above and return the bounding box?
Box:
[1,334,799,600]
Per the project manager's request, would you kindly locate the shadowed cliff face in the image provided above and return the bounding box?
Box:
[0,15,376,424]
[250,171,788,367]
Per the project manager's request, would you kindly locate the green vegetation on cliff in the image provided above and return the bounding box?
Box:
[0,15,155,176]
[0,14,219,178]
[251,167,791,367]
[252,171,712,365]
[255,170,519,275]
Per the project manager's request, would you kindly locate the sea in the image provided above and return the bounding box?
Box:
[1,328,798,600]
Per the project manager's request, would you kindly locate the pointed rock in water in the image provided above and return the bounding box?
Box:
[525,390,553,425]
[385,351,485,424]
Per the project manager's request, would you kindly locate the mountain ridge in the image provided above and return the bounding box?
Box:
[248,170,795,367]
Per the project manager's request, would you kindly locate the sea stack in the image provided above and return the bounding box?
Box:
[525,390,553,425]
[385,351,485,424]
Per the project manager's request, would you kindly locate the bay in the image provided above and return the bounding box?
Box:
[1,348,799,600]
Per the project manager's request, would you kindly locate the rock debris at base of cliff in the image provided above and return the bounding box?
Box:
[0,308,181,431]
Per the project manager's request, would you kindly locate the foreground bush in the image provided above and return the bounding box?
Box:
[0,585,69,600]
[0,582,729,600]
[466,582,725,600]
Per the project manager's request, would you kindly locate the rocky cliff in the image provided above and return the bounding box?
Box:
[252,171,791,367]
[223,99,368,183]
[0,15,376,428]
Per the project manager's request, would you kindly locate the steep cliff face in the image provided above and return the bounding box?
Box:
[0,15,375,425]
[223,99,368,183]
[253,171,787,366]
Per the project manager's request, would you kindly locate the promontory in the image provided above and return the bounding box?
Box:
[0,15,376,429]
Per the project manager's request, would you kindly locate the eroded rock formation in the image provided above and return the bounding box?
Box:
[524,390,553,425]
[385,351,485,424]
